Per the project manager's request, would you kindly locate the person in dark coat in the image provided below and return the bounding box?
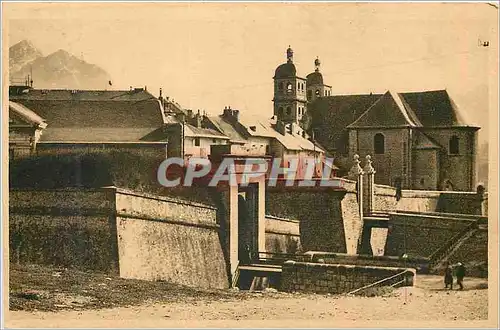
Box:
[455,262,466,290]
[444,261,453,289]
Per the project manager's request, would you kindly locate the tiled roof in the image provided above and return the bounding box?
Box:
[10,88,157,102]
[413,131,442,150]
[240,117,324,153]
[206,116,248,143]
[184,124,229,139]
[309,93,383,152]
[347,91,422,128]
[10,89,165,143]
[39,128,167,143]
[399,90,477,128]
[9,101,47,127]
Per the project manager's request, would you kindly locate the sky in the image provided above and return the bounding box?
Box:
[4,2,498,142]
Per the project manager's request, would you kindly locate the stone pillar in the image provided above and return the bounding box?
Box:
[349,154,364,220]
[257,178,267,255]
[227,184,239,280]
[363,155,376,216]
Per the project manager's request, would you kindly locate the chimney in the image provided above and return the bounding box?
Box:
[195,110,202,128]
[186,109,193,118]
[222,106,240,122]
[159,88,163,100]
[276,120,286,135]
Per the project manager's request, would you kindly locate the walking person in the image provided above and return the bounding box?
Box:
[456,262,466,290]
[444,261,453,289]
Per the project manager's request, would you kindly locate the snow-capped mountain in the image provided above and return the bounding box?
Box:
[9,40,112,90]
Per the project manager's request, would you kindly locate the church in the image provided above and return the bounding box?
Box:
[273,46,479,191]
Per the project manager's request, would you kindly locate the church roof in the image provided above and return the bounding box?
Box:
[309,93,384,152]
[347,91,422,128]
[274,62,297,79]
[399,90,477,128]
[9,89,166,143]
[306,71,324,86]
[347,89,479,129]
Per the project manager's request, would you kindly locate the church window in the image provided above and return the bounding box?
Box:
[278,82,284,90]
[374,133,385,154]
[449,136,459,154]
[278,107,284,117]
[286,106,292,115]
[315,90,320,97]
[307,90,312,100]
[286,83,293,94]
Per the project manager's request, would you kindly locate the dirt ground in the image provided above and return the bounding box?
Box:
[6,265,493,328]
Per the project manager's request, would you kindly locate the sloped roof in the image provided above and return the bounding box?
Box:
[347,91,422,128]
[9,101,47,128]
[399,90,477,128]
[240,117,324,153]
[309,93,384,152]
[184,124,229,139]
[10,88,157,102]
[10,89,165,143]
[413,131,442,150]
[206,116,248,143]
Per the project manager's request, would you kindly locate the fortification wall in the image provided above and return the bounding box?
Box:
[264,216,301,254]
[266,180,361,255]
[373,184,487,215]
[9,188,118,272]
[281,261,415,294]
[114,188,228,289]
[384,213,475,258]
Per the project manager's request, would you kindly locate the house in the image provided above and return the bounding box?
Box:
[271,46,480,191]
[8,86,168,159]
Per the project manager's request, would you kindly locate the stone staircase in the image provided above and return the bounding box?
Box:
[428,217,486,273]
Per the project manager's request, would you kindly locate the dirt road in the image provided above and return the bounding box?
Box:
[7,276,492,328]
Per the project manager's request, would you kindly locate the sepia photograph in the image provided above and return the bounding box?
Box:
[2,1,498,328]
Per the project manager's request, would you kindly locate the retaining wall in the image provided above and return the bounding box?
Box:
[281,261,415,294]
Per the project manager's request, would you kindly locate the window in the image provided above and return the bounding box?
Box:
[278,107,284,117]
[278,82,284,91]
[286,82,293,94]
[212,139,217,143]
[449,136,459,154]
[194,137,200,147]
[315,90,320,97]
[307,90,312,100]
[286,106,291,115]
[374,133,385,154]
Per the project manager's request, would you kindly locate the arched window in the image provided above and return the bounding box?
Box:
[374,133,385,154]
[286,82,293,94]
[278,107,284,117]
[286,106,291,115]
[307,90,312,100]
[278,82,284,91]
[315,90,320,97]
[449,135,459,154]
